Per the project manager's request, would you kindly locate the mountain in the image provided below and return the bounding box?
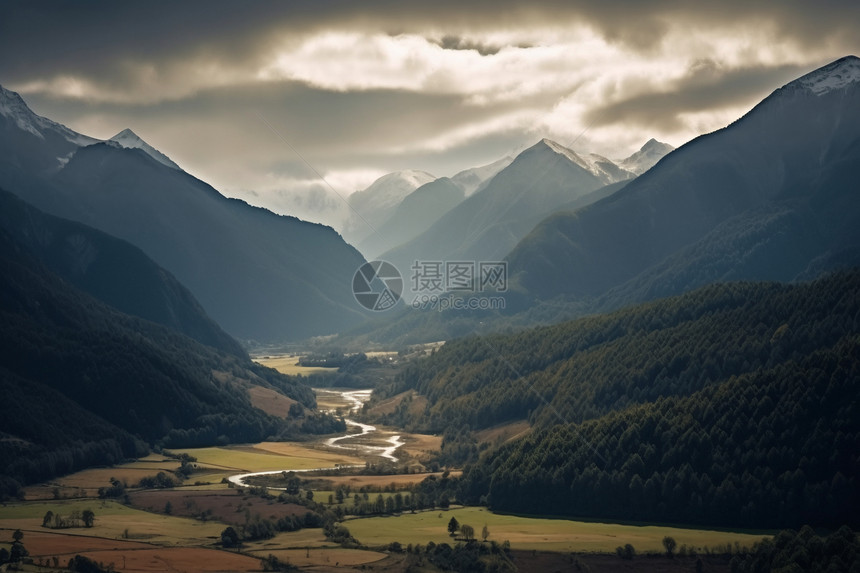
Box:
[109,128,180,170]
[0,85,369,342]
[508,56,860,306]
[341,170,436,245]
[617,138,675,175]
[0,188,244,356]
[381,139,635,280]
[450,156,514,196]
[357,177,465,259]
[0,225,322,492]
[368,271,860,528]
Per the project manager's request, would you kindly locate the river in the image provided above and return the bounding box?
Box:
[228,388,404,489]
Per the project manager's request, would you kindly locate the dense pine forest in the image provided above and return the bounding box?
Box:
[365,271,860,528]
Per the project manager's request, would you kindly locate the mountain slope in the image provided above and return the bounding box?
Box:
[450,155,514,196]
[358,177,465,259]
[507,56,860,305]
[472,333,858,528]
[0,86,369,341]
[382,139,634,278]
[0,225,321,489]
[617,138,675,175]
[109,128,180,170]
[341,170,436,245]
[367,271,860,528]
[0,188,244,356]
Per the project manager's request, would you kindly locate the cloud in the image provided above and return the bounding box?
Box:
[2,1,858,228]
[582,61,813,131]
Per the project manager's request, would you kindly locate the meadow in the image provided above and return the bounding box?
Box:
[344,506,769,553]
[172,442,364,472]
[254,355,338,376]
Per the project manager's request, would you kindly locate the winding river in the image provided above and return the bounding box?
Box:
[228,388,404,488]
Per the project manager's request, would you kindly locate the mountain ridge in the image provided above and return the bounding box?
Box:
[507,55,860,307]
[0,85,370,342]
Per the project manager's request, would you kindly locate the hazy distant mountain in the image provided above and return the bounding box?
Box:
[617,138,674,175]
[358,177,465,259]
[0,85,368,341]
[508,55,860,306]
[0,189,244,356]
[382,138,635,277]
[341,170,436,245]
[451,155,514,196]
[109,128,180,170]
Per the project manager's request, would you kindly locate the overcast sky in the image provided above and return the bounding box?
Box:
[1,1,857,228]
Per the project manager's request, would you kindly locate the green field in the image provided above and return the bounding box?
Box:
[0,499,225,546]
[345,507,769,553]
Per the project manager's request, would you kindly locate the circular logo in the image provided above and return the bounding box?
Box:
[352,260,403,311]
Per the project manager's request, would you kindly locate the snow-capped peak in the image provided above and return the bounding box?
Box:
[451,156,514,196]
[348,170,436,211]
[538,139,633,183]
[0,84,97,146]
[109,128,181,170]
[618,139,675,175]
[790,55,860,96]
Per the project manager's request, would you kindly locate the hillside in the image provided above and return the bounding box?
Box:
[507,56,860,308]
[365,271,860,528]
[0,189,244,356]
[466,334,858,528]
[0,85,368,342]
[0,227,329,493]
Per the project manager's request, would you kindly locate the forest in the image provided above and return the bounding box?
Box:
[363,271,860,528]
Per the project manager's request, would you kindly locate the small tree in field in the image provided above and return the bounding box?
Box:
[447,516,459,536]
[663,536,677,558]
[460,524,475,541]
[82,509,95,528]
[482,524,490,542]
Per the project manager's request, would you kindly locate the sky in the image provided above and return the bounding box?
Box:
[1,1,858,229]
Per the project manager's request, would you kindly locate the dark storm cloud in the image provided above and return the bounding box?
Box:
[430,36,506,56]
[584,61,815,130]
[2,1,858,86]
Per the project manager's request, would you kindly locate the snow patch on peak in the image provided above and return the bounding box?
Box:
[792,55,860,96]
[0,84,97,146]
[451,156,514,196]
[538,139,633,183]
[618,139,675,175]
[109,128,181,170]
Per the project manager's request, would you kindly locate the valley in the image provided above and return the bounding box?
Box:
[1,10,859,572]
[0,385,773,573]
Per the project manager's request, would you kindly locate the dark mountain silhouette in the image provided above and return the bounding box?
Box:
[0,85,368,342]
[0,224,321,492]
[0,188,244,356]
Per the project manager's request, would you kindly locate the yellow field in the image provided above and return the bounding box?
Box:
[173,443,363,472]
[344,506,769,553]
[254,355,338,376]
